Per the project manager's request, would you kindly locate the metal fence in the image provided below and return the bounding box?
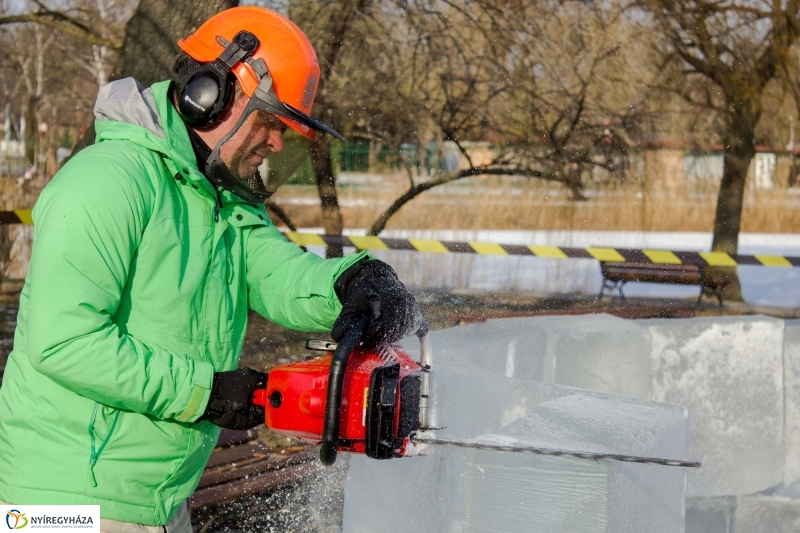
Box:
[0,156,26,177]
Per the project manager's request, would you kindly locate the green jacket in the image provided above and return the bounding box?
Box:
[0,79,365,525]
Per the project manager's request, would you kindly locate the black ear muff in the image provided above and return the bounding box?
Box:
[175,66,235,128]
[174,30,260,129]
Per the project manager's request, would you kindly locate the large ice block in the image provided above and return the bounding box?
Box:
[732,496,800,533]
[685,496,734,533]
[471,394,688,533]
[343,319,690,533]
[343,377,688,532]
[463,451,608,533]
[784,320,800,495]
[401,313,651,398]
[639,315,785,497]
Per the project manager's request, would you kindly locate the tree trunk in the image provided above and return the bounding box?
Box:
[311,137,344,257]
[305,0,369,257]
[713,150,751,253]
[23,95,38,168]
[110,0,238,86]
[710,138,754,302]
[69,0,238,158]
[565,163,587,201]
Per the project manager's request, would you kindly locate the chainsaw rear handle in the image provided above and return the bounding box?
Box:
[320,316,369,466]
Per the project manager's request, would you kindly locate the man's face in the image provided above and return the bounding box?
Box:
[216,96,287,181]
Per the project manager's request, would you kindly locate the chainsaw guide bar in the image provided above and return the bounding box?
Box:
[267,329,699,470]
[410,434,701,468]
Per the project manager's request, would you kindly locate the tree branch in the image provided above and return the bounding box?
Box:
[0,12,120,49]
[368,165,551,235]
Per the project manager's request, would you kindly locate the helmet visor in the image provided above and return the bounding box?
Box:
[209,102,310,200]
[246,61,345,142]
[260,131,311,193]
[208,65,342,201]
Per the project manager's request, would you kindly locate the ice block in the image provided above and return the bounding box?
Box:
[639,315,784,497]
[783,320,800,494]
[733,496,800,533]
[343,318,690,533]
[401,313,651,398]
[685,496,734,533]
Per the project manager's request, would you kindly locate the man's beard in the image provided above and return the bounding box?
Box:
[227,146,258,182]
[206,144,271,203]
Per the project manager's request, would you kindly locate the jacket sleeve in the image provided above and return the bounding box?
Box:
[25,148,213,423]
[245,223,370,332]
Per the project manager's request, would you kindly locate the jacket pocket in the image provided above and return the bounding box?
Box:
[154,424,216,521]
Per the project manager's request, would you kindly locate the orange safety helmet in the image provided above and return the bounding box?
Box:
[178,7,322,141]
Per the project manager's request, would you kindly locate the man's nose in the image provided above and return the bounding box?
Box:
[269,129,284,153]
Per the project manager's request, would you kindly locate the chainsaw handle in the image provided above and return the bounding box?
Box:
[320,316,369,466]
[252,388,267,407]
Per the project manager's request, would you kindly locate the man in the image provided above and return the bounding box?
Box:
[0,7,424,532]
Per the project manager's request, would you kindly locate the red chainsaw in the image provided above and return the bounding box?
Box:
[253,319,701,469]
[252,318,434,465]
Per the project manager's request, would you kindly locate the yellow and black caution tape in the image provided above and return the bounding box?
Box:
[284,231,800,268]
[0,210,32,225]
[2,212,794,267]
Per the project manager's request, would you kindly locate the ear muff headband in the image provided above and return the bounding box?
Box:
[175,31,259,128]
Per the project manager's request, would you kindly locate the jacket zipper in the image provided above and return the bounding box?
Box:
[212,188,234,317]
[87,403,121,487]
[213,187,223,223]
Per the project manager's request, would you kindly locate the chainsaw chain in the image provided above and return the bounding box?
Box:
[410,434,700,468]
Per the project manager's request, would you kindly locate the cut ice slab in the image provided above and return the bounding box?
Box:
[640,315,785,497]
[400,313,651,398]
[487,393,687,457]
[342,371,690,533]
[732,496,800,533]
[783,320,800,493]
[686,495,800,533]
[447,393,697,466]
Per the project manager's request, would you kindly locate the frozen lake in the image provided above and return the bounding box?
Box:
[300,229,800,308]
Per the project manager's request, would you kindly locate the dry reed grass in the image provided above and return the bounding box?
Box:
[0,174,49,211]
[2,170,797,234]
[271,178,800,233]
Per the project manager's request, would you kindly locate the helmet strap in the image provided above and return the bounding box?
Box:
[204,96,272,204]
[178,31,272,203]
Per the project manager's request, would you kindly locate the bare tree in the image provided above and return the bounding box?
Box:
[354,0,647,234]
[0,0,119,49]
[69,0,239,155]
[284,0,370,256]
[640,0,800,300]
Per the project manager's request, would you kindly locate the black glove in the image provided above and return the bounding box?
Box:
[332,259,428,349]
[198,367,267,430]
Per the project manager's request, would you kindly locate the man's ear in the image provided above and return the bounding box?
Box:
[230,93,248,113]
[232,82,247,106]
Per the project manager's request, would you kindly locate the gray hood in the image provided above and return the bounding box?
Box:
[94,77,165,138]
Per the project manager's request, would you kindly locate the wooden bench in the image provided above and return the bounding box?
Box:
[191,429,318,510]
[599,262,728,306]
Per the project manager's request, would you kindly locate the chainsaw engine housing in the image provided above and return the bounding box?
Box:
[258,345,424,459]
